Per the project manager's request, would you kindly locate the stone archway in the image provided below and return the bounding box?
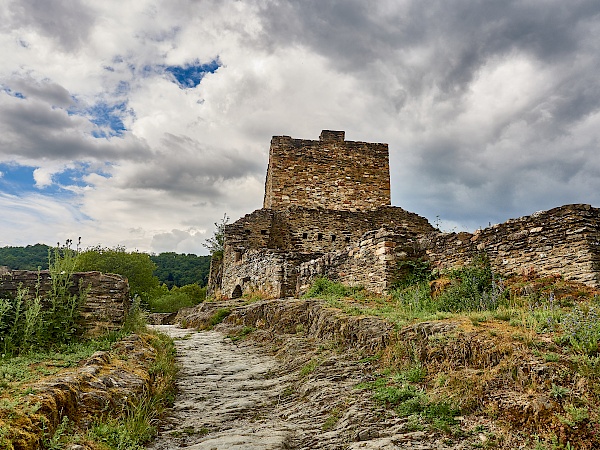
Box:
[231,284,242,299]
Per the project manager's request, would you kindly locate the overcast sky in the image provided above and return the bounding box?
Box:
[1,0,599,255]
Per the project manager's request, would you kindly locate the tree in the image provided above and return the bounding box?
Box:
[150,252,211,288]
[75,246,160,304]
[203,214,229,259]
[0,244,52,270]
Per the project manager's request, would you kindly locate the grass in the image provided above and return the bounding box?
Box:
[0,333,121,394]
[76,329,176,450]
[227,326,256,342]
[304,257,600,447]
[300,358,320,377]
[0,296,177,449]
[322,408,340,431]
[355,369,460,433]
[209,308,231,326]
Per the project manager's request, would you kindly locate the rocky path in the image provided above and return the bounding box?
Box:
[147,325,292,449]
[147,325,468,450]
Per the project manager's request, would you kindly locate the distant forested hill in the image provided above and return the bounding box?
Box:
[0,245,211,287]
[0,244,51,270]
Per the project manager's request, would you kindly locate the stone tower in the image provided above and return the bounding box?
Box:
[263,130,391,211]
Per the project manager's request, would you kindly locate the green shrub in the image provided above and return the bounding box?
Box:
[209,308,231,326]
[394,259,433,289]
[435,254,506,313]
[146,285,206,313]
[76,246,160,305]
[303,277,366,299]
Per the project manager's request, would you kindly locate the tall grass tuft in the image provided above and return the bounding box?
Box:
[0,246,87,356]
[563,304,600,355]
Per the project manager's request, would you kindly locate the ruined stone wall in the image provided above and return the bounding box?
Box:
[421,204,600,286]
[223,206,434,256]
[279,206,434,254]
[263,130,391,211]
[0,270,130,336]
[215,205,435,298]
[297,228,423,295]
[220,249,316,299]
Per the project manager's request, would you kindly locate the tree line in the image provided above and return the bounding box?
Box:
[0,244,211,288]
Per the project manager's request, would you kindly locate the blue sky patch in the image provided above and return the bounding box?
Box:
[0,164,36,196]
[0,163,90,197]
[2,87,26,99]
[86,102,128,138]
[165,59,221,89]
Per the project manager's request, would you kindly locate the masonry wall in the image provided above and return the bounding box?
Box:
[223,206,434,256]
[0,270,130,336]
[297,228,423,295]
[421,204,600,287]
[221,249,316,299]
[263,130,391,211]
[216,205,435,298]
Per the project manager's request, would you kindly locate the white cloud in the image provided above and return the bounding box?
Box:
[1,0,600,254]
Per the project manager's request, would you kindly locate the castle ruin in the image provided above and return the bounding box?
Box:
[208,131,600,299]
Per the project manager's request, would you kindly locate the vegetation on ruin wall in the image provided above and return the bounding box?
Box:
[0,247,86,356]
[0,248,177,449]
[304,257,600,449]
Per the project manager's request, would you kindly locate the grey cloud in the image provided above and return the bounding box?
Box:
[259,1,600,76]
[150,228,208,254]
[119,133,263,198]
[0,95,150,161]
[7,0,95,51]
[269,0,600,229]
[258,1,600,117]
[11,77,74,107]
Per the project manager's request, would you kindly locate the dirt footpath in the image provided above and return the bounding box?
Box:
[147,324,468,450]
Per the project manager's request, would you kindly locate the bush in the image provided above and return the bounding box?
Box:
[303,277,366,299]
[146,285,206,313]
[394,259,433,289]
[435,254,506,313]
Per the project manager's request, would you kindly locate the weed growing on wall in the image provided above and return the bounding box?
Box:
[394,259,433,289]
[0,246,87,356]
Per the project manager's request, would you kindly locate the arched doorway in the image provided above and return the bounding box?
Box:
[231,284,242,299]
